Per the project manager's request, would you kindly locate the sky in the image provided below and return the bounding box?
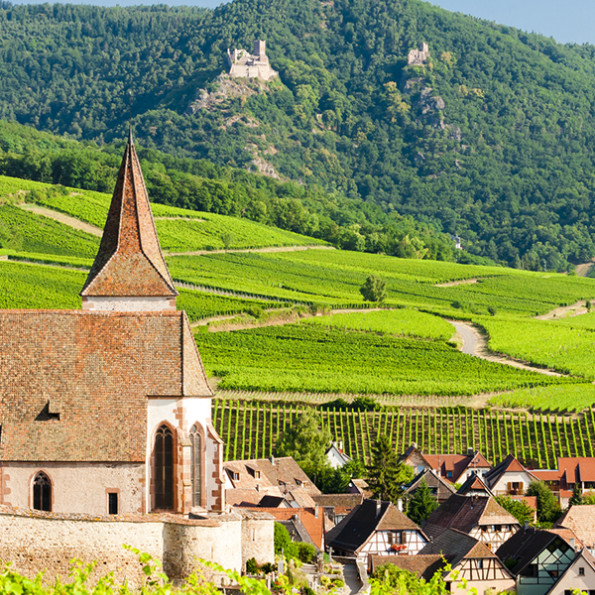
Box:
[425,0,595,45]
[7,0,595,45]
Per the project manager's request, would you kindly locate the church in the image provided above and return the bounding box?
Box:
[0,131,225,516]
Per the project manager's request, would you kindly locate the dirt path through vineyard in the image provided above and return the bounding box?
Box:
[449,320,564,376]
[19,203,103,236]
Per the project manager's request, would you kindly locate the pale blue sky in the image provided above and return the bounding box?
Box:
[8,0,595,45]
[426,0,595,44]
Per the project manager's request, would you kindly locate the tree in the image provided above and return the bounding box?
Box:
[406,479,438,525]
[526,481,562,525]
[360,275,387,302]
[569,482,583,506]
[367,435,413,503]
[496,495,534,525]
[274,409,331,479]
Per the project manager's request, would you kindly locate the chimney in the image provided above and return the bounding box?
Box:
[376,500,382,517]
[467,447,474,456]
[338,440,343,453]
[397,499,403,512]
[270,455,275,465]
[315,507,319,519]
[569,538,576,550]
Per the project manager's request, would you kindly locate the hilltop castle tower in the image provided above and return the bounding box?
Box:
[227,40,278,81]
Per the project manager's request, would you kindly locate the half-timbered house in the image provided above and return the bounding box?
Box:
[326,499,427,567]
[424,494,520,551]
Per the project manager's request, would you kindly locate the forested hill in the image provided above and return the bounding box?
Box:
[1,0,595,270]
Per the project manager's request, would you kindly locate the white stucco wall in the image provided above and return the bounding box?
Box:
[82,297,176,312]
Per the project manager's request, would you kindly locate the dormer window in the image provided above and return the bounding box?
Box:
[254,470,261,479]
[232,472,240,481]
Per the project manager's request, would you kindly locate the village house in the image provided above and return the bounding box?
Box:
[223,456,320,507]
[496,526,580,595]
[325,499,428,567]
[403,468,457,503]
[373,528,515,594]
[325,441,351,469]
[556,504,595,554]
[532,457,595,507]
[483,454,539,496]
[424,494,520,551]
[313,493,363,529]
[401,444,492,484]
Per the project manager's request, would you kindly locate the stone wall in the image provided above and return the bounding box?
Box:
[0,506,274,588]
[2,462,144,514]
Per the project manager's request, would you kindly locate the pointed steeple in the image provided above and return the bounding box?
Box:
[81,131,177,310]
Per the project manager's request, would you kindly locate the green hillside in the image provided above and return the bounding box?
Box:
[0,0,595,269]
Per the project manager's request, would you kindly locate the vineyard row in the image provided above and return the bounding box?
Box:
[212,400,595,470]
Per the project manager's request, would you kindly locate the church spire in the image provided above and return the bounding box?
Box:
[81,131,177,311]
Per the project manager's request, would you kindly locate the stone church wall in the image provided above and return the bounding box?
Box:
[2,462,144,515]
[0,506,274,588]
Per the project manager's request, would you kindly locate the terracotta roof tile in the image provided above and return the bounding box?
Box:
[559,458,595,483]
[81,131,176,298]
[556,505,595,548]
[0,310,211,461]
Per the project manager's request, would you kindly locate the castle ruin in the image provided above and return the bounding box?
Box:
[227,40,278,81]
[408,42,430,66]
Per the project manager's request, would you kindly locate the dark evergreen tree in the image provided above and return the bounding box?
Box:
[569,482,583,506]
[406,479,438,525]
[367,435,413,503]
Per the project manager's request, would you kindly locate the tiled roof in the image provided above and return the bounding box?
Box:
[556,505,595,548]
[326,499,424,554]
[424,494,519,537]
[0,309,211,461]
[421,451,491,483]
[457,472,493,496]
[224,457,321,496]
[559,458,595,483]
[483,454,536,488]
[81,130,177,298]
[420,528,501,567]
[404,469,456,501]
[313,493,364,512]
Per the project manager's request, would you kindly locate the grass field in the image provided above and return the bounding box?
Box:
[213,399,595,469]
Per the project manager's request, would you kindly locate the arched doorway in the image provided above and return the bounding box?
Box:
[190,424,202,507]
[32,471,51,511]
[154,424,174,510]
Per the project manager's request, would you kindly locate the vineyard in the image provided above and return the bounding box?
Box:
[0,204,99,257]
[213,399,595,470]
[479,315,595,380]
[196,323,567,396]
[168,249,595,317]
[0,261,86,309]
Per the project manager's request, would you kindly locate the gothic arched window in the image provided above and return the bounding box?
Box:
[32,472,51,511]
[154,424,174,510]
[190,424,202,507]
